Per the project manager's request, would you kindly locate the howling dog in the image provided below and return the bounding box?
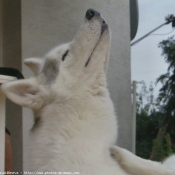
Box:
[2,9,175,175]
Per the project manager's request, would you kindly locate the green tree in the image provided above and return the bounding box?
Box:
[149,36,175,160]
[152,133,173,161]
[156,36,175,115]
[136,81,161,159]
[136,81,175,161]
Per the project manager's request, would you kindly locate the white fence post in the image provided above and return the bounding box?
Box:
[132,81,137,154]
[0,75,16,172]
[0,89,5,172]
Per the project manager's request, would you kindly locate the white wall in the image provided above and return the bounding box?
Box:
[21,0,132,170]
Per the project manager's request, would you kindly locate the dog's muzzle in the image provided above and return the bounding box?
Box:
[85,9,108,34]
[84,9,108,67]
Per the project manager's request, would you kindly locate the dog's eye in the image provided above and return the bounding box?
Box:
[62,50,69,61]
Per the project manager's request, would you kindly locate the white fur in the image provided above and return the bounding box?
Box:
[163,155,175,171]
[110,146,175,175]
[1,10,175,175]
[24,57,43,75]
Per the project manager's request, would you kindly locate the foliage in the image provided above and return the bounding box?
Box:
[136,110,160,159]
[136,82,162,159]
[136,81,159,114]
[152,133,173,162]
[136,36,175,161]
[156,36,175,116]
[136,81,175,160]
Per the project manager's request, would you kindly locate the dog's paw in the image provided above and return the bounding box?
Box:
[110,146,123,163]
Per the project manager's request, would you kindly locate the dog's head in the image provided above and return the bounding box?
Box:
[2,9,111,110]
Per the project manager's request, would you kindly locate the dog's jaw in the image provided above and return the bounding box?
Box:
[85,20,109,67]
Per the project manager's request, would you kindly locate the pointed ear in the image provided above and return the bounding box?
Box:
[1,79,43,109]
[24,58,43,75]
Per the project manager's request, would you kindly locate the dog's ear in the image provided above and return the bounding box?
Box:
[24,58,43,75]
[1,79,43,109]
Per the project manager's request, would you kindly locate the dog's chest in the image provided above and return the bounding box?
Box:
[28,97,118,173]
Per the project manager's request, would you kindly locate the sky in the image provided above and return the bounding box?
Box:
[131,0,175,97]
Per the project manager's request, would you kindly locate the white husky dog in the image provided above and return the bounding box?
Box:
[2,9,175,175]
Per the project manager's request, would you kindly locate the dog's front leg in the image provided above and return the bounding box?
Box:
[110,146,174,175]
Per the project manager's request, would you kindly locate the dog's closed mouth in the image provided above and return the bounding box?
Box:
[85,40,100,67]
[101,20,108,34]
[85,21,108,67]
[85,53,93,67]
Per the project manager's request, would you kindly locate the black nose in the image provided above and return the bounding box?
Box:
[85,9,100,20]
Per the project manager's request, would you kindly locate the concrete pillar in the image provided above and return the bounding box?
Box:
[0,0,132,171]
[21,0,132,170]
